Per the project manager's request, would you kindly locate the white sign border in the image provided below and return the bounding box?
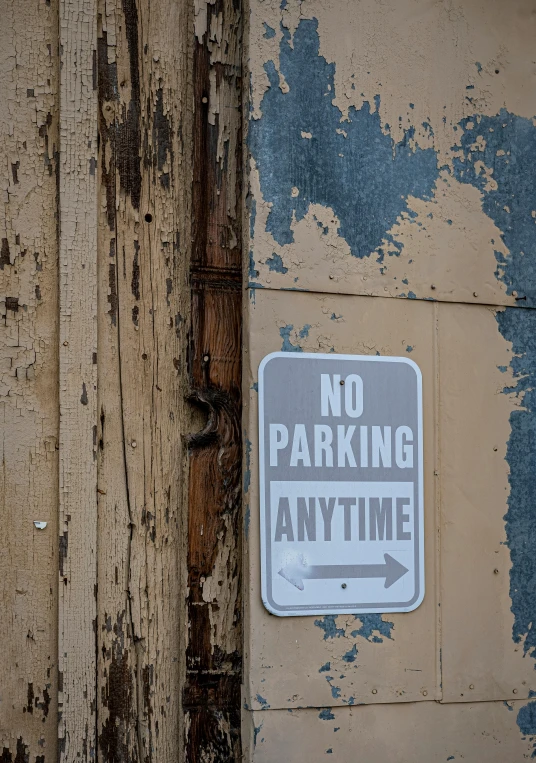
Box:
[258,351,425,617]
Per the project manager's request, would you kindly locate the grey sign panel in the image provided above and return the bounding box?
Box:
[258,352,424,616]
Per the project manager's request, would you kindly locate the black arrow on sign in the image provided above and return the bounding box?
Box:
[278,553,409,591]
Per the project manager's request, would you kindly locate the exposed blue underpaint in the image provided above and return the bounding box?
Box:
[342,644,357,663]
[248,249,259,283]
[406,345,413,353]
[453,110,536,306]
[249,195,257,241]
[244,506,250,540]
[249,19,438,260]
[244,438,252,494]
[255,693,270,709]
[326,677,341,700]
[254,721,264,747]
[319,708,335,720]
[504,701,514,711]
[496,308,536,661]
[447,757,455,761]
[500,307,536,752]
[326,749,333,754]
[266,252,288,273]
[314,616,345,640]
[279,324,303,352]
[319,661,331,673]
[263,22,276,39]
[517,702,536,756]
[350,614,394,642]
[299,324,311,338]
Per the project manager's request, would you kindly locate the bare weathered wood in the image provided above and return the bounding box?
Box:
[58,0,98,760]
[96,0,190,760]
[185,0,243,759]
[0,1,60,760]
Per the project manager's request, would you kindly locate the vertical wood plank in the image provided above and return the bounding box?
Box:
[58,0,98,760]
[0,0,60,760]
[185,0,243,758]
[96,0,191,760]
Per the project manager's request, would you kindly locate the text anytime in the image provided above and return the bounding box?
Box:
[274,495,412,542]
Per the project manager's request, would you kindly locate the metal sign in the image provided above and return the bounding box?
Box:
[258,352,424,616]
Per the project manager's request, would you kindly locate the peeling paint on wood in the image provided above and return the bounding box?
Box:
[57,0,99,759]
[184,0,243,759]
[0,0,59,760]
[96,0,189,759]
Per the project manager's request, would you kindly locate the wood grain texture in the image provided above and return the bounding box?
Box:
[96,0,190,760]
[0,1,60,760]
[58,0,99,760]
[185,0,243,759]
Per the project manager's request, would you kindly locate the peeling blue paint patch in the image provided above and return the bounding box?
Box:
[496,308,536,660]
[331,313,342,320]
[453,109,536,306]
[326,749,333,754]
[263,22,276,39]
[249,19,438,259]
[279,324,303,352]
[350,614,394,642]
[342,644,358,663]
[252,382,258,392]
[319,661,331,673]
[244,438,252,494]
[254,721,264,747]
[314,615,345,639]
[248,195,257,240]
[447,757,455,761]
[266,252,288,273]
[256,694,270,709]
[318,708,335,720]
[406,345,413,353]
[248,249,259,283]
[299,324,311,338]
[504,701,514,711]
[326,676,341,699]
[517,702,536,756]
[244,506,250,540]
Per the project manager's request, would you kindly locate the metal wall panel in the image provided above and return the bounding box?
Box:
[244,289,439,710]
[243,0,536,758]
[243,702,535,762]
[246,0,536,308]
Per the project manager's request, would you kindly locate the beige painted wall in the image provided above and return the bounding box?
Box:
[244,0,536,759]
